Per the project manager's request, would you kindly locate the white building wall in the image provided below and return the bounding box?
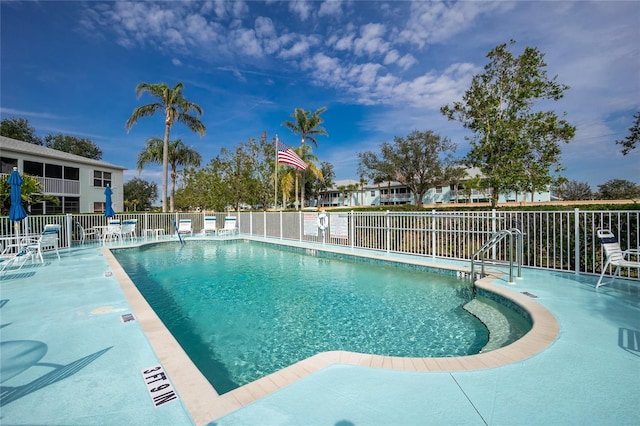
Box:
[0,136,125,213]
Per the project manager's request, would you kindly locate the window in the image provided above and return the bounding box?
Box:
[24,160,43,177]
[45,197,63,214]
[64,166,80,181]
[30,201,44,215]
[45,163,63,179]
[64,197,79,213]
[93,202,106,213]
[0,157,17,174]
[93,170,112,187]
[370,190,375,196]
[436,186,443,194]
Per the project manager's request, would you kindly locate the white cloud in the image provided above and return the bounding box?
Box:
[396,53,417,71]
[231,28,263,57]
[289,0,313,21]
[0,108,66,120]
[353,23,389,56]
[332,32,355,51]
[254,16,276,38]
[398,1,508,47]
[318,0,344,18]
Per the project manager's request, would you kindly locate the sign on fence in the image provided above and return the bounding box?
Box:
[330,213,349,239]
[303,213,318,236]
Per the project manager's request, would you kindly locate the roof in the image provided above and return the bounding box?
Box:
[0,135,126,170]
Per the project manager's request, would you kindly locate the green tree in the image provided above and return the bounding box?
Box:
[358,129,456,206]
[125,82,206,212]
[461,176,483,203]
[441,40,576,207]
[123,178,158,211]
[282,107,328,208]
[0,174,58,214]
[176,158,228,211]
[563,180,592,201]
[597,179,640,200]
[446,165,468,203]
[136,137,202,212]
[358,152,395,205]
[313,161,335,207]
[616,111,639,155]
[43,134,103,159]
[298,144,323,207]
[0,117,43,145]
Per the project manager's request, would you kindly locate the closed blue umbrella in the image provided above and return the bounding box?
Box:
[8,167,28,251]
[104,185,115,218]
[8,168,28,222]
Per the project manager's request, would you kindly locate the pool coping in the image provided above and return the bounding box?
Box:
[102,237,560,425]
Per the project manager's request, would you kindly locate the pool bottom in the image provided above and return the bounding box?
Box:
[113,241,501,393]
[103,237,559,424]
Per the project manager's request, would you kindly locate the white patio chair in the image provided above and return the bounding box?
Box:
[218,216,238,236]
[177,219,193,237]
[121,219,138,241]
[76,221,98,244]
[102,219,123,243]
[24,224,61,263]
[203,216,218,235]
[596,229,640,288]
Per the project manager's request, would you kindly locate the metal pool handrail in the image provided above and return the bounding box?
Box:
[471,228,523,284]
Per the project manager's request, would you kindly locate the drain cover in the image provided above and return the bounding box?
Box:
[120,313,136,323]
[521,291,538,298]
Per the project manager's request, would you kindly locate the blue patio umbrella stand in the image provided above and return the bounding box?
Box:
[8,167,28,252]
[104,185,115,218]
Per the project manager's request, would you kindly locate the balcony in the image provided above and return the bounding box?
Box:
[0,173,80,195]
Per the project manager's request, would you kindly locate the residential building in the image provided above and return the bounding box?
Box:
[0,135,125,214]
[317,169,551,207]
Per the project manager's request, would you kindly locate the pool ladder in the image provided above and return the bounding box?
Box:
[471,228,523,284]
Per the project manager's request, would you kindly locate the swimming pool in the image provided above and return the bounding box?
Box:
[113,241,530,393]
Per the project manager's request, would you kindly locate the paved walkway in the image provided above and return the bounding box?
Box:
[1,240,638,425]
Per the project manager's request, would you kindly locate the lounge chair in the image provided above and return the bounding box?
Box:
[177,219,193,237]
[203,216,218,235]
[0,248,34,277]
[121,219,138,241]
[218,216,238,236]
[76,221,98,244]
[596,229,640,288]
[24,224,61,263]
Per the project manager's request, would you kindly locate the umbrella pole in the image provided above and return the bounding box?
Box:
[15,222,21,253]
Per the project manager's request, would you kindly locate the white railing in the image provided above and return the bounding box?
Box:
[0,173,80,195]
[0,209,638,279]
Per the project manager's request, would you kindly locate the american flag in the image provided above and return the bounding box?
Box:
[277,140,307,170]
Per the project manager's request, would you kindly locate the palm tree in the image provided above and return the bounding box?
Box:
[282,107,328,208]
[280,168,295,208]
[359,177,367,206]
[125,82,206,212]
[137,138,202,212]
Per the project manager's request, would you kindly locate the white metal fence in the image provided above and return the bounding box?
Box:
[1,209,638,279]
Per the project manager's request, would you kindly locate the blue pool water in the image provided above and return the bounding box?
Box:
[114,241,493,393]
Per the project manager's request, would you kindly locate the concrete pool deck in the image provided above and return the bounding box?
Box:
[1,237,638,425]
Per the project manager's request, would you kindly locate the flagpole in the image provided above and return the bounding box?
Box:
[274,135,278,210]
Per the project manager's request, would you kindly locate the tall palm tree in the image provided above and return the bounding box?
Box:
[299,146,322,207]
[282,107,328,208]
[137,138,202,212]
[125,82,206,212]
[359,177,367,206]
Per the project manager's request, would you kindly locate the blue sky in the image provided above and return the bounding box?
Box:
[1,1,638,191]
